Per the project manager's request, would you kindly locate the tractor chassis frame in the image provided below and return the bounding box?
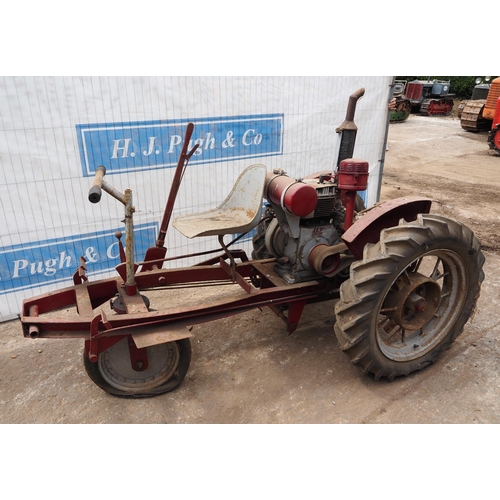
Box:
[20,250,342,362]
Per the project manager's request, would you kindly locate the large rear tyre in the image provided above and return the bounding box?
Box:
[83,337,192,398]
[334,214,484,380]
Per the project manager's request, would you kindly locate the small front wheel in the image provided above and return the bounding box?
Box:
[83,337,192,398]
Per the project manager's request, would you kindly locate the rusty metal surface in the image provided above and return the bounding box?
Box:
[132,324,193,348]
[88,166,138,295]
[335,88,365,131]
[175,208,259,236]
[335,88,365,167]
[117,285,149,314]
[123,188,137,295]
[342,196,432,259]
[420,98,453,116]
[389,98,411,123]
[20,258,334,353]
[173,164,266,238]
[460,100,490,132]
[155,123,199,247]
[309,242,348,277]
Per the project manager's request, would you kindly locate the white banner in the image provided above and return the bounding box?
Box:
[0,76,393,321]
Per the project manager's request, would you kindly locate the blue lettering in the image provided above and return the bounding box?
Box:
[77,115,284,177]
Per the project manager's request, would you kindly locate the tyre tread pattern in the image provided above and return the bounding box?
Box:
[334,214,485,380]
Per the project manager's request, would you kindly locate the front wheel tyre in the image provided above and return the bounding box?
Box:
[83,337,192,398]
[334,214,484,381]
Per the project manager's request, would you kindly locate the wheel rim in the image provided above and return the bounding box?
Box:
[376,249,467,362]
[98,338,181,393]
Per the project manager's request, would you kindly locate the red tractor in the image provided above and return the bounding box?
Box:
[20,90,485,398]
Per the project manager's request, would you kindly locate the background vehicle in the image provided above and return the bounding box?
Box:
[459,77,494,131]
[457,76,500,154]
[405,79,454,116]
[389,80,412,123]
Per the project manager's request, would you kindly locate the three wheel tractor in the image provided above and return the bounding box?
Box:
[20,90,485,398]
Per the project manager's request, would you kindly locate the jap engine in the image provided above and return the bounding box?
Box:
[254,166,366,284]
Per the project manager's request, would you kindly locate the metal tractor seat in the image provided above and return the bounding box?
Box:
[173,164,267,278]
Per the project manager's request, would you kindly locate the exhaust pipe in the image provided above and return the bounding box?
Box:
[335,87,365,167]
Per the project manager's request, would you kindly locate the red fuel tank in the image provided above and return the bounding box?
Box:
[265,172,318,217]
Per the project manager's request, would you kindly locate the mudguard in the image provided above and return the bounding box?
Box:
[341,196,432,259]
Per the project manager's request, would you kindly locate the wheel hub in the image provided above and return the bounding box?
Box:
[383,272,441,331]
[98,337,180,393]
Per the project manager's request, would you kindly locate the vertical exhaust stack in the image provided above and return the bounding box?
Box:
[335,87,365,168]
[334,88,368,231]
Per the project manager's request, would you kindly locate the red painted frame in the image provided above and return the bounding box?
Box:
[21,252,341,361]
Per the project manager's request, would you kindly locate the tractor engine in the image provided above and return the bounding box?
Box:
[260,161,368,284]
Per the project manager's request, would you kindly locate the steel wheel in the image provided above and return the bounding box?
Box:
[334,214,484,380]
[377,249,465,361]
[84,337,191,398]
